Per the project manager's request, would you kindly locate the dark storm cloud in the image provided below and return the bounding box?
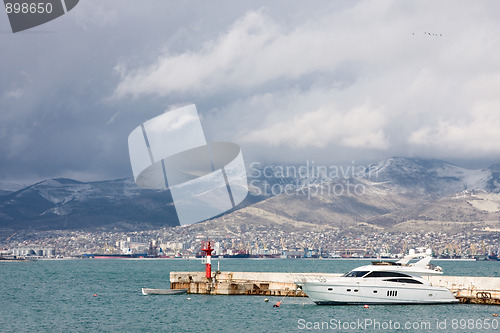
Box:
[1,0,500,186]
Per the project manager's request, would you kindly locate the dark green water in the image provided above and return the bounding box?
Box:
[1,259,498,332]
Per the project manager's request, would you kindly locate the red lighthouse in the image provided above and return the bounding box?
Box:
[201,240,214,279]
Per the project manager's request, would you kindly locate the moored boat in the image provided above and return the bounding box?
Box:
[295,253,458,305]
[141,288,188,295]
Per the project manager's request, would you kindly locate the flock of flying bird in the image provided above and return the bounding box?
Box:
[414,32,443,37]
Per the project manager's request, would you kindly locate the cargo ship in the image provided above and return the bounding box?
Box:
[223,253,251,259]
[86,253,148,259]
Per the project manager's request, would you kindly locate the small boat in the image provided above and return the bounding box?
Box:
[295,253,458,305]
[141,288,188,295]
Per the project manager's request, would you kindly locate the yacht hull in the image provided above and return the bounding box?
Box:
[299,281,458,305]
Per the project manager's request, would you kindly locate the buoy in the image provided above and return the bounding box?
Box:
[93,294,97,297]
[273,301,281,308]
[264,298,269,302]
[364,304,369,308]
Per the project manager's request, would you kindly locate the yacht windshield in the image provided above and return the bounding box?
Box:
[384,278,423,284]
[343,271,369,277]
[363,271,412,278]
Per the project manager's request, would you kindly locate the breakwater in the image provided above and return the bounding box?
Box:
[170,271,500,304]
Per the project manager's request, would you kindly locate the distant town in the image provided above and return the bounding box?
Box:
[3,157,500,262]
[1,223,499,261]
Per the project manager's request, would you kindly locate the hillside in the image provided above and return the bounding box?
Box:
[0,178,179,237]
[185,158,500,235]
[1,157,500,237]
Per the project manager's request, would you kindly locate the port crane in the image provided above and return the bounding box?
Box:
[5,233,17,242]
[280,237,287,257]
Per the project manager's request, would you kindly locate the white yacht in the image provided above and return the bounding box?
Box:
[295,254,458,305]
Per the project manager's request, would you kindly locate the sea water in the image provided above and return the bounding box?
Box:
[1,259,498,332]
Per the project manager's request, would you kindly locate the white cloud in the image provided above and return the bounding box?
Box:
[241,99,388,150]
[409,101,500,156]
[113,11,281,98]
[111,1,500,163]
[112,4,406,98]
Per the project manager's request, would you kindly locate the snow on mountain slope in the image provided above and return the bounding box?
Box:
[363,157,496,196]
[1,157,499,235]
[0,178,179,234]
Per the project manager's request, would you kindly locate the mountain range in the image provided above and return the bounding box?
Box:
[0,178,179,238]
[1,157,500,238]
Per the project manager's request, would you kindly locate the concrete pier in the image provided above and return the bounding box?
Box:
[425,276,500,305]
[170,271,500,304]
[170,271,326,296]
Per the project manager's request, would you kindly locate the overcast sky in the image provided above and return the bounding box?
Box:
[1,0,500,186]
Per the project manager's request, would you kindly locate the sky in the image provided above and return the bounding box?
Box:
[1,0,500,187]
